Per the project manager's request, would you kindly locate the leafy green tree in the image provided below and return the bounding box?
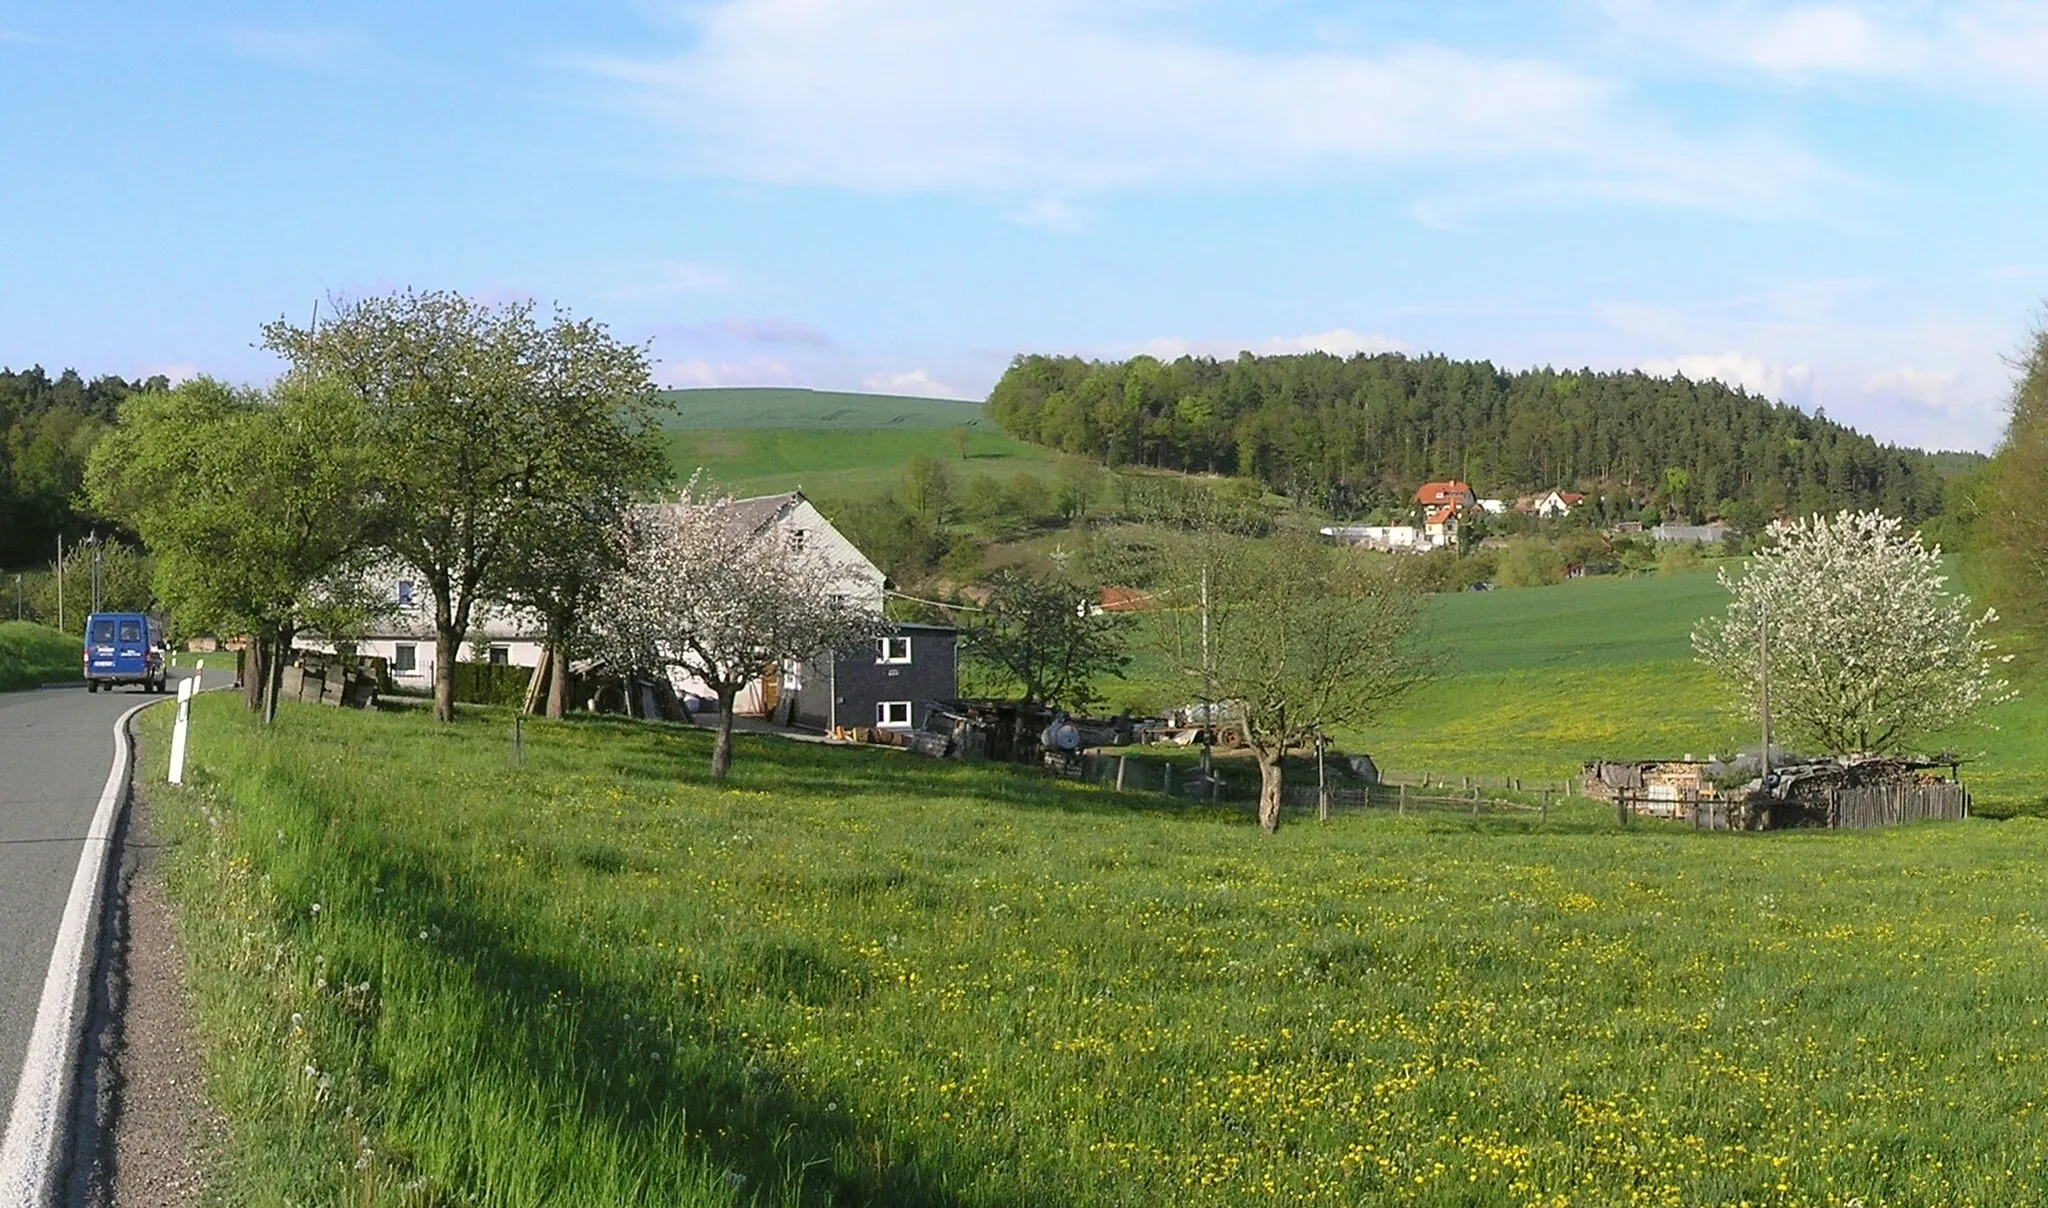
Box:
[1174,534,1433,834]
[87,376,377,722]
[1983,324,2048,640]
[264,290,661,722]
[964,569,1132,713]
[899,453,955,526]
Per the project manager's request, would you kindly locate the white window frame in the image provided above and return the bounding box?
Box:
[786,527,807,553]
[488,645,511,666]
[396,579,415,607]
[393,643,417,673]
[877,636,912,665]
[877,700,912,728]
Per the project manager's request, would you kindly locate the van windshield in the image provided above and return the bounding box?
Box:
[118,620,142,644]
[91,620,115,645]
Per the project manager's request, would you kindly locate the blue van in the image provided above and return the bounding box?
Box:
[83,612,168,693]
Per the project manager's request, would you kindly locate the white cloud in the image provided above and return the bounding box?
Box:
[1596,1,2048,95]
[1641,350,1814,401]
[1864,366,1961,408]
[658,357,794,388]
[135,363,202,386]
[861,368,963,398]
[572,1,1825,216]
[1002,198,1086,233]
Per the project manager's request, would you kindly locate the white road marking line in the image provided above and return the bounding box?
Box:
[0,697,159,1205]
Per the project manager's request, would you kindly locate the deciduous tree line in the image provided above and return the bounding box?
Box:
[90,290,668,726]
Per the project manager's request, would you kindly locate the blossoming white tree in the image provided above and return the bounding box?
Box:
[599,480,883,779]
[1692,509,2011,757]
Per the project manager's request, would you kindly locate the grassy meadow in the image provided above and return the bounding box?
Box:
[0,619,78,691]
[659,387,1062,510]
[152,695,2048,1206]
[1094,564,2048,814]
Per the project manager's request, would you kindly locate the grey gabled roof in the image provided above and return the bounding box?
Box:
[640,491,805,539]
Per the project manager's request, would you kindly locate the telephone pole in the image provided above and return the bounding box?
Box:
[1759,596,1772,791]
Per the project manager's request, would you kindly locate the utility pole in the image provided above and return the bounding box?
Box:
[13,573,20,621]
[1759,596,1772,792]
[88,531,103,613]
[1199,559,1213,783]
[56,535,64,635]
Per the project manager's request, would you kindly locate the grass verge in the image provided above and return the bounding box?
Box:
[0,619,78,691]
[149,696,2048,1205]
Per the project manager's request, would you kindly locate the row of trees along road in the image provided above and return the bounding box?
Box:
[90,290,667,725]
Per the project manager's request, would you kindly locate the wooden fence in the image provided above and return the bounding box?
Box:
[1831,782,1969,829]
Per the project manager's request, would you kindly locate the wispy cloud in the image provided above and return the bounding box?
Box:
[604,261,732,299]
[1640,350,1814,402]
[1595,1,2048,96]
[862,368,962,398]
[669,316,833,347]
[657,357,795,389]
[571,0,1827,217]
[226,25,373,71]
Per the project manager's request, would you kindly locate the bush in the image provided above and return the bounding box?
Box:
[451,661,531,707]
[1495,541,1566,588]
[1394,548,1497,594]
[1657,544,1706,576]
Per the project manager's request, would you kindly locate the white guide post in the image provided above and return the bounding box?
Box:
[168,673,195,784]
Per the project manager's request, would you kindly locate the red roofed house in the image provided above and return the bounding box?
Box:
[1534,490,1586,520]
[1414,481,1475,550]
[1415,480,1476,510]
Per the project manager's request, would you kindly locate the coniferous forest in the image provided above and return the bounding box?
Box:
[987,352,1977,526]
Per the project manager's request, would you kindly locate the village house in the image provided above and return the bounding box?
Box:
[338,491,956,718]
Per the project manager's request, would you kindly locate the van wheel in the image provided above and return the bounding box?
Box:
[87,681,98,694]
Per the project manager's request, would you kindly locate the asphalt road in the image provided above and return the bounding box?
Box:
[0,669,217,1125]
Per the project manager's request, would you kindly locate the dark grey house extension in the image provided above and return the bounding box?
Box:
[790,623,959,734]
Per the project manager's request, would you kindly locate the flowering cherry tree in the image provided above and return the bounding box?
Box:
[599,480,883,779]
[1692,509,2011,757]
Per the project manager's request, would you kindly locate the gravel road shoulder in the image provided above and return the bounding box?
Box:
[67,728,221,1207]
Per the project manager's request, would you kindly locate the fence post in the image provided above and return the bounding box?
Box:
[1163,762,1173,796]
[1115,755,1127,792]
[1540,788,1550,824]
[1617,791,1629,828]
[1398,783,1406,815]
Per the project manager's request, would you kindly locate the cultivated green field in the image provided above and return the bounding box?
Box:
[0,619,78,691]
[151,697,2048,1205]
[657,387,1064,509]
[660,387,990,431]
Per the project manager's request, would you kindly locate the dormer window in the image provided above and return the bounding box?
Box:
[397,580,415,606]
[786,528,807,553]
[877,636,911,664]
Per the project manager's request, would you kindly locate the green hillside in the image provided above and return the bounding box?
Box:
[0,620,78,691]
[659,387,989,431]
[661,389,1065,508]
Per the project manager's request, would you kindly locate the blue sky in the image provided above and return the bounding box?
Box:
[2,1,2044,452]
